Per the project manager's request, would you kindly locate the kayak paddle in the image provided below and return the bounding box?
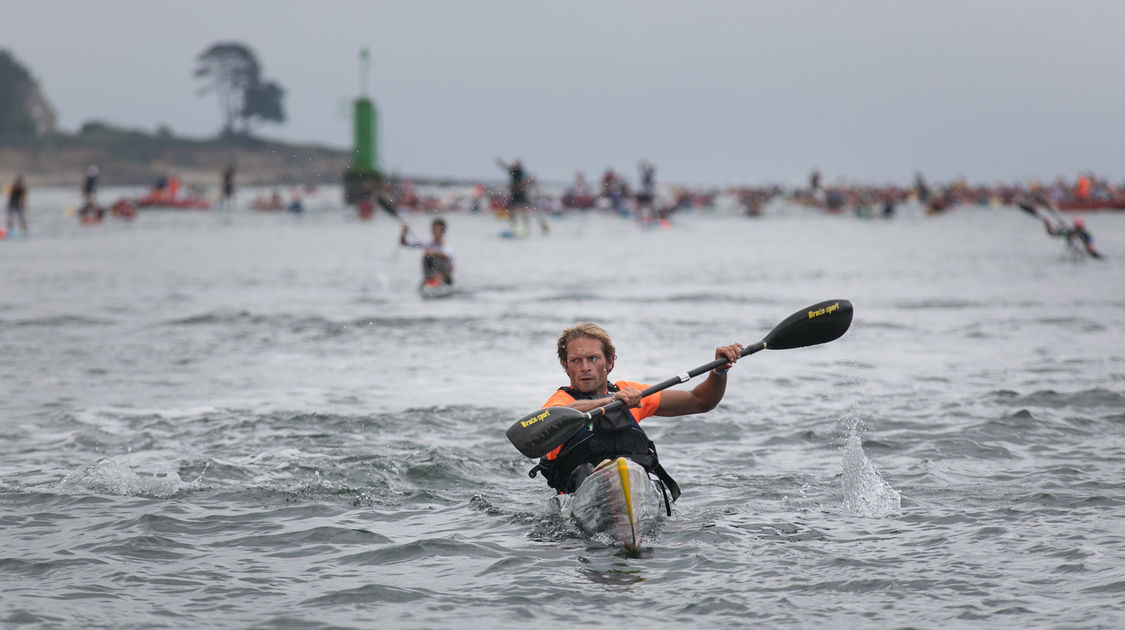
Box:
[1032,193,1070,226]
[379,194,424,241]
[377,194,407,224]
[506,299,854,458]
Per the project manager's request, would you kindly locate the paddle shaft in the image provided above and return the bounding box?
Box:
[376,195,406,223]
[587,340,766,420]
[379,194,425,241]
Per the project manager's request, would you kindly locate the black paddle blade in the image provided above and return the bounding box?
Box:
[376,195,403,220]
[506,406,590,459]
[763,299,853,350]
[1017,202,1039,217]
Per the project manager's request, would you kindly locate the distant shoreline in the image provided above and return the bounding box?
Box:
[0,142,498,191]
[0,137,353,188]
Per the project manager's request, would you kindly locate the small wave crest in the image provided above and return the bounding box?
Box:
[59,458,204,499]
[5,314,113,327]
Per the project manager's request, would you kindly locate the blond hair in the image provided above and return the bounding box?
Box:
[557,322,616,366]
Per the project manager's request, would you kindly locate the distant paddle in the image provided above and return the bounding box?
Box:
[376,194,406,224]
[378,194,424,242]
[1032,193,1070,225]
[506,299,855,458]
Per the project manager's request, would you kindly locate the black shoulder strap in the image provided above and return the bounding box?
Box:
[558,382,619,399]
[651,462,681,502]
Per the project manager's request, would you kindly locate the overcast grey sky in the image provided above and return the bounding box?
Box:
[3,0,1123,186]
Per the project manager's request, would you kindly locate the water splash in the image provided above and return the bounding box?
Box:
[59,458,202,499]
[839,421,902,517]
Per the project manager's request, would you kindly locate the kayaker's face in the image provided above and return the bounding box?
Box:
[564,336,613,394]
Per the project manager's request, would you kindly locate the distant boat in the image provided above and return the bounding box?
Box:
[132,194,211,210]
[110,200,138,218]
[1055,197,1125,211]
[78,205,105,225]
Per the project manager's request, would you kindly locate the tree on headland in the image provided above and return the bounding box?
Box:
[243,80,285,128]
[0,49,56,142]
[194,42,285,137]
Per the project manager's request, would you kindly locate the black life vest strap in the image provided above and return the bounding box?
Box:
[651,461,681,503]
[557,382,619,398]
[653,475,673,516]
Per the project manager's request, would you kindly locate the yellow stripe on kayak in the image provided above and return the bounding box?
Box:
[615,457,637,548]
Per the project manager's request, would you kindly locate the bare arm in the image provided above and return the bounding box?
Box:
[655,343,743,416]
[564,395,617,413]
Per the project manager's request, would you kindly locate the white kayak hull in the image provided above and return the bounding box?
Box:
[556,457,665,551]
[419,279,454,299]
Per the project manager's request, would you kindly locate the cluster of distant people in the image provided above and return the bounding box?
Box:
[379,158,715,231]
[0,162,1112,260]
[553,159,704,226]
[379,163,1110,262]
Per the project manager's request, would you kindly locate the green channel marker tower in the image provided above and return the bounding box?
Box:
[343,47,383,204]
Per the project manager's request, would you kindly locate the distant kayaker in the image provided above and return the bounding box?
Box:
[82,165,99,203]
[6,176,28,237]
[530,323,742,496]
[220,165,236,209]
[78,199,105,224]
[495,157,546,235]
[914,171,931,204]
[150,175,169,202]
[400,217,454,287]
[636,159,657,224]
[1043,214,1102,259]
[1025,193,1103,259]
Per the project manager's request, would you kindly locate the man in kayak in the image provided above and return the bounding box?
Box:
[530,323,743,495]
[1042,214,1102,259]
[220,165,236,209]
[400,217,454,287]
[1026,191,1104,259]
[635,159,657,224]
[6,176,28,237]
[82,165,99,204]
[495,157,547,235]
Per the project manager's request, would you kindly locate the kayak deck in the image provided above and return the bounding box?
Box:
[418,278,454,299]
[556,457,665,551]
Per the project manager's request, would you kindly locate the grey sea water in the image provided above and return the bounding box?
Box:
[1,187,1122,629]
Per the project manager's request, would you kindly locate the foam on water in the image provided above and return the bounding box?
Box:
[840,430,902,516]
[58,457,202,499]
[838,417,902,517]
